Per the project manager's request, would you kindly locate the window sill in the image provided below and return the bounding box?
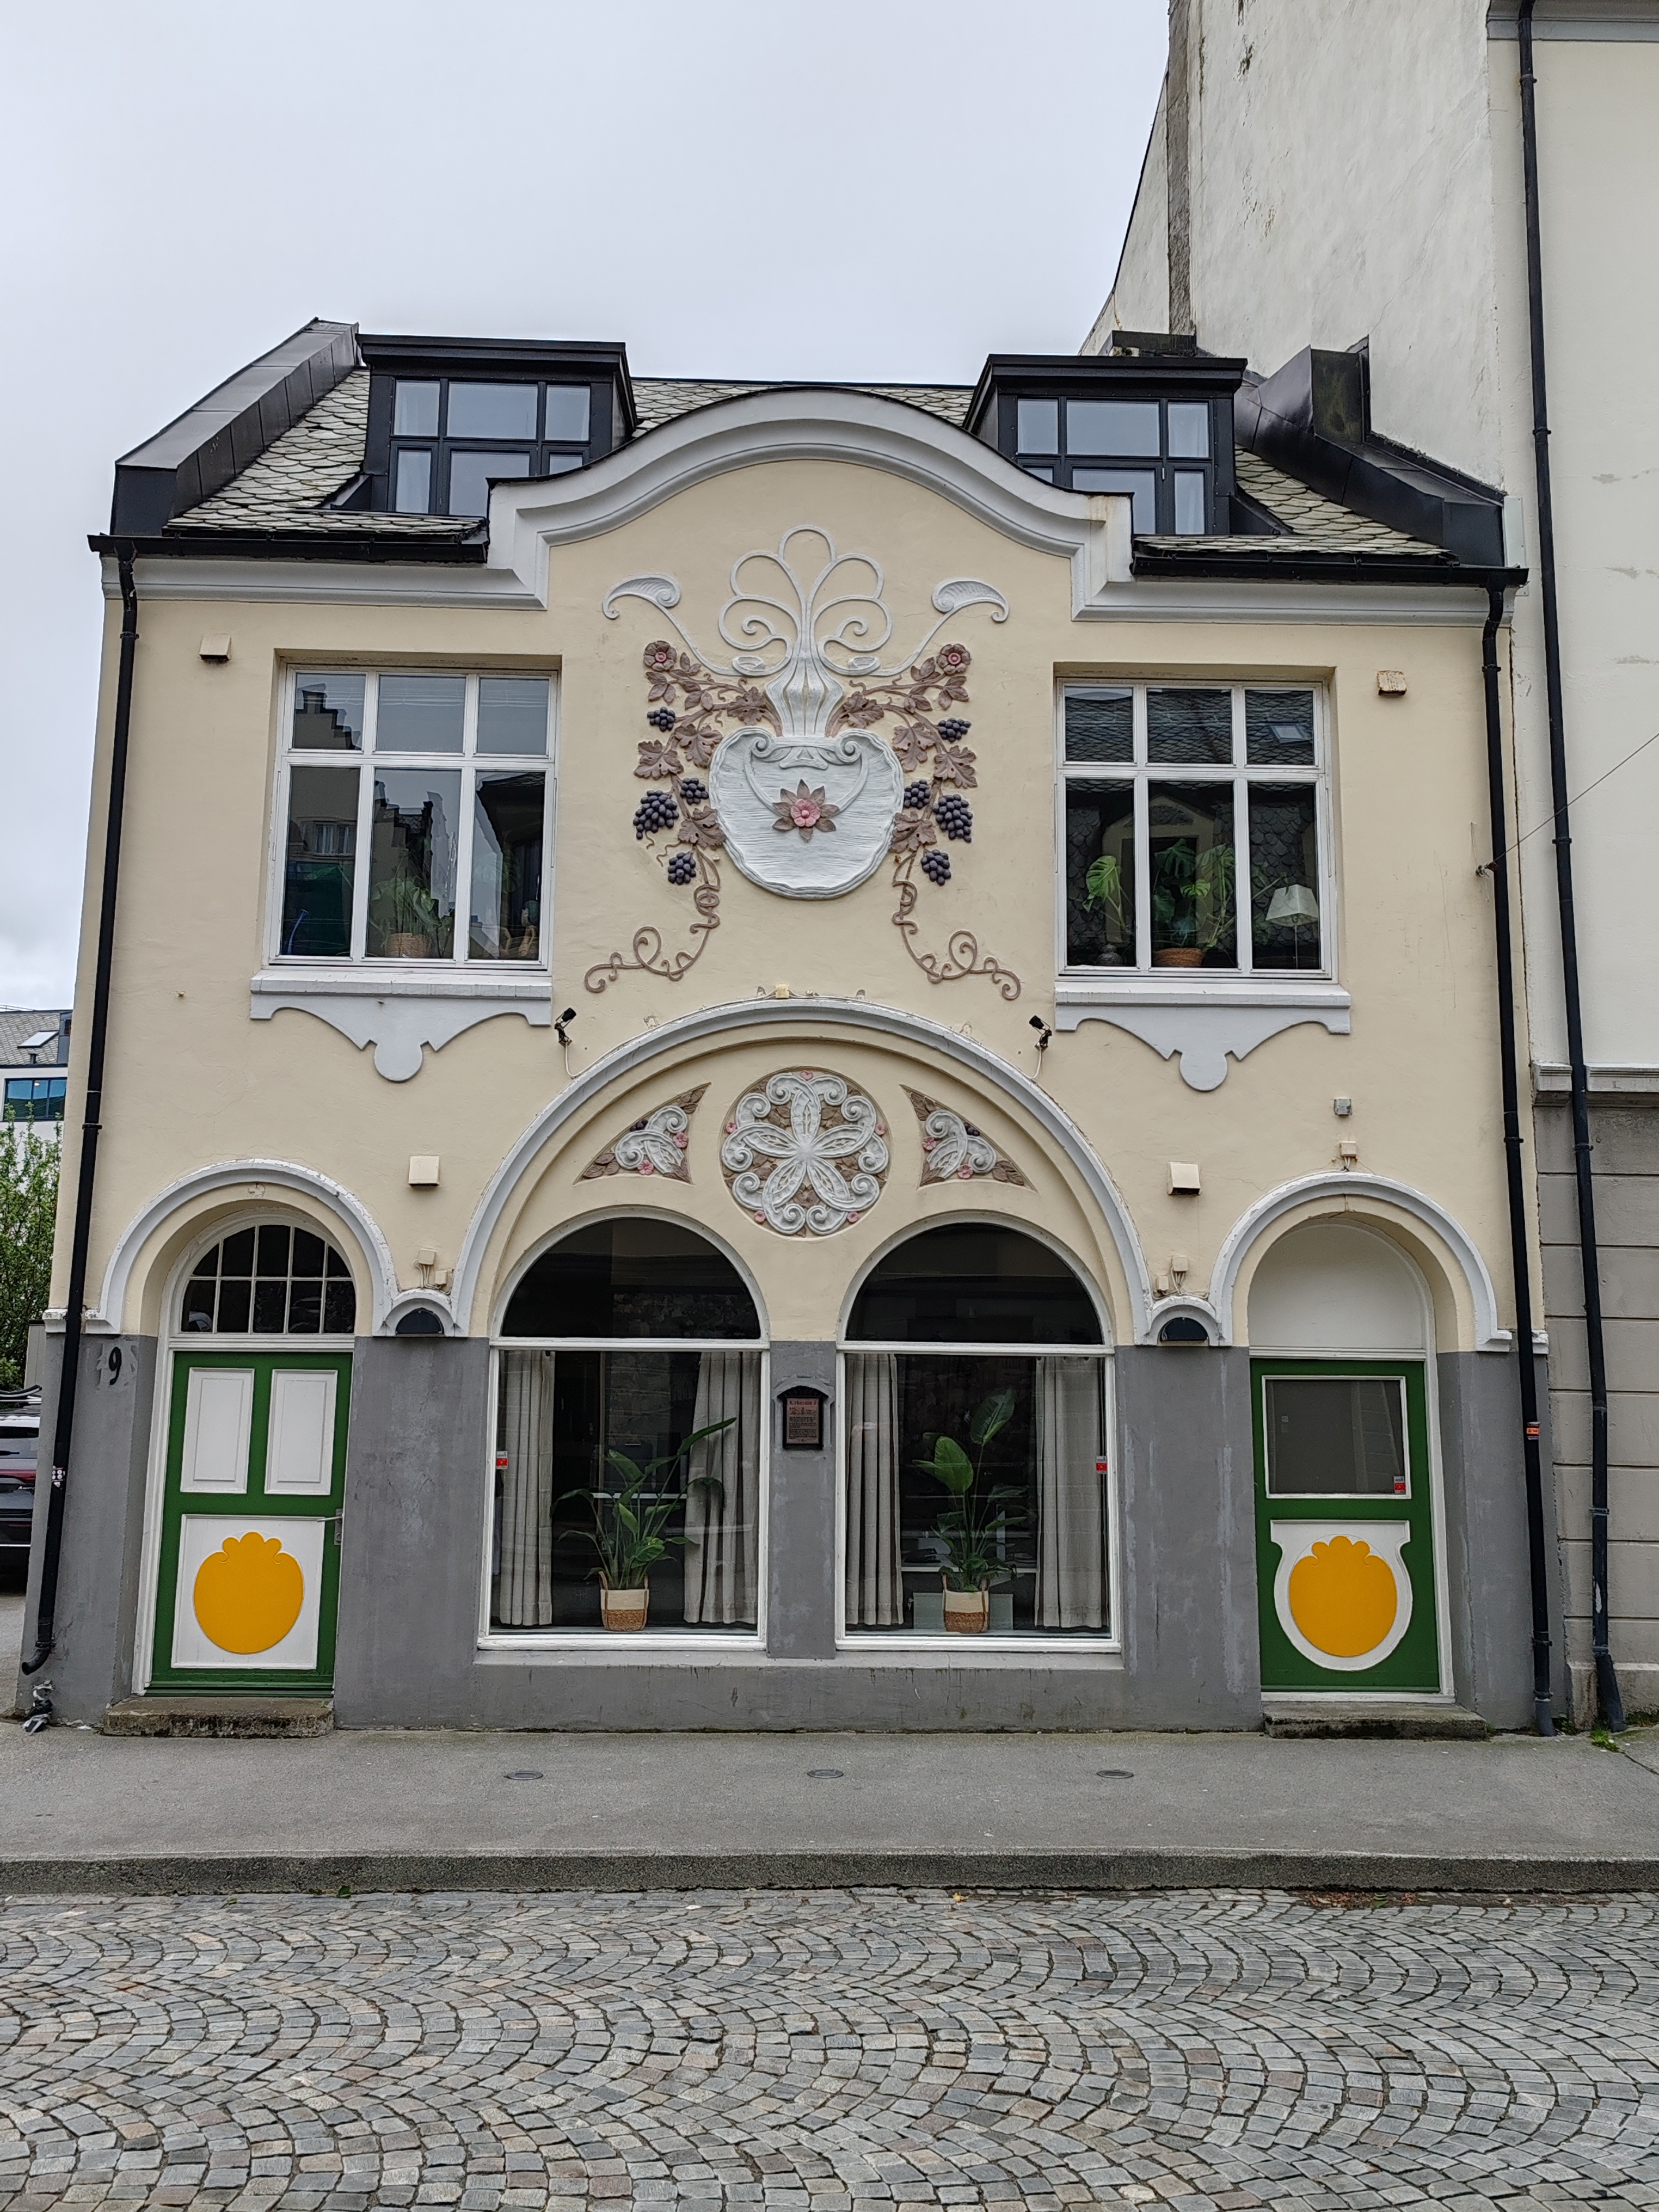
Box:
[477,1633,763,1662]
[250,967,552,1081]
[837,1635,1123,1663]
[1055,979,1350,1092]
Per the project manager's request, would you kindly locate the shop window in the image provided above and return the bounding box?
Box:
[841,1224,1112,1638]
[275,669,551,968]
[181,1223,357,1336]
[1061,682,1326,975]
[490,1221,764,1638]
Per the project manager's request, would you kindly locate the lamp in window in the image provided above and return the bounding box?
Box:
[1265,882,1319,958]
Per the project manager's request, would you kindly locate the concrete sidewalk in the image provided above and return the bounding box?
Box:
[7,1593,1659,1896]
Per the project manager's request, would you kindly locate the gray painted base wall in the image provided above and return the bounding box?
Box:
[23,1333,1557,1733]
[1538,1097,1659,1721]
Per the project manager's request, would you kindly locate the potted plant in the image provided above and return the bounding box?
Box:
[1151,838,1234,967]
[914,1387,1026,1632]
[370,870,442,958]
[1083,852,1127,964]
[560,1417,733,1630]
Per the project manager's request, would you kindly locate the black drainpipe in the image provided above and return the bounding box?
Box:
[1517,0,1622,1731]
[22,547,139,1676]
[1483,585,1556,1737]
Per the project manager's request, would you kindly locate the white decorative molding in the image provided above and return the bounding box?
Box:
[1209,1172,1510,1354]
[1533,1060,1659,1096]
[1055,986,1351,1092]
[249,969,552,1083]
[579,1087,705,1183]
[93,1159,400,1337]
[1147,1294,1223,1343]
[605,530,1005,900]
[906,1087,1027,1185]
[451,998,1155,1340]
[721,1068,890,1236]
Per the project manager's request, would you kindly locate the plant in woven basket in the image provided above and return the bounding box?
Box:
[368,869,441,956]
[559,1419,735,1620]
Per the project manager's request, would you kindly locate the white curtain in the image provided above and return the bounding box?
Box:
[1036,1356,1107,1630]
[844,1351,902,1626]
[496,1349,556,1627]
[684,1351,761,1625]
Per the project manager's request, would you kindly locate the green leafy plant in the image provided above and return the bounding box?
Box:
[559,1418,734,1590]
[914,1386,1027,1593]
[1151,839,1235,950]
[368,869,441,944]
[0,1128,59,1389]
[1084,852,1127,937]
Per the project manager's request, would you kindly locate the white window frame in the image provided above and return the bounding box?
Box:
[266,665,557,975]
[478,1336,771,1655]
[1054,679,1337,993]
[833,1342,1121,1656]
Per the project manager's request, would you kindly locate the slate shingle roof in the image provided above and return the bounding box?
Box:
[164,365,1435,559]
[0,1011,69,1069]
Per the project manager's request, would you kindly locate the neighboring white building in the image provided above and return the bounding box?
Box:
[1091,0,1659,1722]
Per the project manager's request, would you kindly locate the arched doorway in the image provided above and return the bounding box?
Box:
[1249,1221,1443,1694]
[490,1217,766,1640]
[839,1222,1113,1640]
[149,1218,358,1697]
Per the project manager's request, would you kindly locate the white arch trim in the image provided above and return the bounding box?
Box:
[1209,1172,1510,1354]
[93,1160,400,1337]
[490,388,1132,616]
[452,997,1155,1343]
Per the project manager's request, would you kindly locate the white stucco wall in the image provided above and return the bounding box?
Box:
[1085,82,1169,348]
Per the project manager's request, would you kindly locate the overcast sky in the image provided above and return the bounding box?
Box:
[0,0,1166,1009]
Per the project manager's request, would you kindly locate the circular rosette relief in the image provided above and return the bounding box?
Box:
[721,1069,889,1236]
[709,728,903,899]
[1269,1520,1415,1672]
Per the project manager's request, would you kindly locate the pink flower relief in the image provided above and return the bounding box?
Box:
[754,1210,767,1225]
[638,1160,655,1175]
[846,1212,860,1226]
[771,782,840,841]
[673,1130,689,1148]
[956,1164,974,1180]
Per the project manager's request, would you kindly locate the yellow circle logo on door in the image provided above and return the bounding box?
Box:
[1287,1534,1398,1657]
[193,1532,304,1654]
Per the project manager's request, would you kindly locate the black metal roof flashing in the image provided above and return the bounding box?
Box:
[358,332,636,435]
[110,319,359,536]
[1236,346,1507,567]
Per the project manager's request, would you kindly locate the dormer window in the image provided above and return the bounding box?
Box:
[357,335,632,517]
[967,351,1244,540]
[388,377,593,516]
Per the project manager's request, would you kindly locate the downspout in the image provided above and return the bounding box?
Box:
[1517,0,1622,1730]
[22,548,139,1675]
[1483,585,1556,1737]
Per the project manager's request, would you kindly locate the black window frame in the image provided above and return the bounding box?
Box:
[1009,392,1223,533]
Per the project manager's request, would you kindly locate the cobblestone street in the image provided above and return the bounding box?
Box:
[1,1889,1656,2211]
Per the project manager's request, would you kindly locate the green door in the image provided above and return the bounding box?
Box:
[1252,1359,1440,1694]
[149,1349,351,1695]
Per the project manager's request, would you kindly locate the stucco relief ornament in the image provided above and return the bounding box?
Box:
[720,1068,889,1236]
[905,1089,1028,1187]
[578,1087,706,1183]
[594,531,1019,997]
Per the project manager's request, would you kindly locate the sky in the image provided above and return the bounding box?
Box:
[0,0,1166,1009]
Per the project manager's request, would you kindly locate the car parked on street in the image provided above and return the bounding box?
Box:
[0,1387,41,1570]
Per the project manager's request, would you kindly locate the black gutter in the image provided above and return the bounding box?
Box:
[1482,583,1556,1737]
[1518,0,1621,1731]
[23,550,140,1676]
[87,531,488,566]
[1129,549,1515,591]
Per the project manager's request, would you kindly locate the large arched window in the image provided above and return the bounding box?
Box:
[842,1224,1111,1642]
[491,1219,764,1640]
[181,1222,357,1336]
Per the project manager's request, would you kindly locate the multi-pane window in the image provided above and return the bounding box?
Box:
[276,669,552,967]
[842,1225,1113,1640]
[390,378,593,517]
[1061,683,1327,975]
[181,1225,357,1336]
[3,1076,66,1123]
[1014,396,1214,532]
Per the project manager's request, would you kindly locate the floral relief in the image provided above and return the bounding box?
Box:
[905,1088,1028,1187]
[720,1069,889,1237]
[579,1087,707,1183]
[592,536,1019,1000]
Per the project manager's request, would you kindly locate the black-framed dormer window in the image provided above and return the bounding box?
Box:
[1013,396,1214,534]
[388,378,595,517]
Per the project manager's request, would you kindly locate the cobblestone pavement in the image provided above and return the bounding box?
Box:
[1,1888,1656,2211]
